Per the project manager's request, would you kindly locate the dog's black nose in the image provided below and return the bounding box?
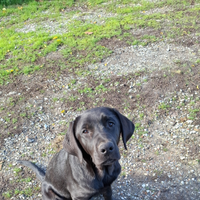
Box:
[99,142,114,155]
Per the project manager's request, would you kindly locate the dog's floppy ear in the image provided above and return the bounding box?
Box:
[63,118,83,163]
[112,108,135,150]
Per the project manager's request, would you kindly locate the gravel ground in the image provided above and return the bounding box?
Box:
[1,3,200,199]
[1,39,200,200]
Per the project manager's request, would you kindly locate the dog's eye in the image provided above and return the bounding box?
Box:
[82,130,89,134]
[108,122,114,127]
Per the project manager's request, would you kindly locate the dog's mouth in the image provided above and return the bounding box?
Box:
[101,159,117,166]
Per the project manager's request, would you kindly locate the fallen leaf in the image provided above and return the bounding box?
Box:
[180,117,187,122]
[173,70,182,74]
[85,31,93,35]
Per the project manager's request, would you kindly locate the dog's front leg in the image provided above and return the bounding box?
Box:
[102,186,117,200]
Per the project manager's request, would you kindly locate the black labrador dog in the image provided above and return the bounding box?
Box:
[18,107,135,200]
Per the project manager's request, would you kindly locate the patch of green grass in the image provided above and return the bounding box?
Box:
[52,97,58,102]
[0,106,5,111]
[12,118,17,124]
[78,86,93,94]
[13,167,21,175]
[68,95,78,102]
[136,94,140,98]
[0,0,200,84]
[120,171,126,177]
[135,122,141,130]
[188,108,200,120]
[172,96,177,101]
[158,103,170,110]
[42,153,47,157]
[3,191,12,198]
[70,79,76,85]
[20,112,26,117]
[138,130,148,136]
[14,189,20,195]
[16,177,32,183]
[139,143,144,148]
[5,117,10,123]
[163,147,168,152]
[139,113,144,119]
[95,84,107,93]
[21,187,34,197]
[8,163,12,167]
[190,101,195,105]
[136,83,141,86]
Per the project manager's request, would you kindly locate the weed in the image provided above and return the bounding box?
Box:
[188,108,200,120]
[135,122,141,130]
[163,147,168,152]
[52,97,58,102]
[70,79,76,84]
[102,97,106,103]
[139,143,144,148]
[139,113,144,119]
[80,102,85,106]
[3,191,12,198]
[22,187,34,197]
[158,103,170,110]
[95,84,107,93]
[5,117,10,122]
[12,118,17,124]
[68,95,78,102]
[154,170,163,176]
[42,153,47,157]
[13,167,21,175]
[8,163,12,167]
[121,171,126,177]
[196,59,200,64]
[24,177,32,182]
[143,78,148,82]
[20,112,26,117]
[136,83,141,86]
[0,107,5,111]
[14,189,20,195]
[172,97,177,101]
[136,94,140,98]
[78,86,93,94]
[190,101,195,105]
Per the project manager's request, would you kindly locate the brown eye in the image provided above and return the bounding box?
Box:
[82,130,88,134]
[108,122,114,127]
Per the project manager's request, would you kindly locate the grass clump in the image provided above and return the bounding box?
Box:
[1,0,200,84]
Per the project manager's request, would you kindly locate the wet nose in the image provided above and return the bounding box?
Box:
[99,142,114,155]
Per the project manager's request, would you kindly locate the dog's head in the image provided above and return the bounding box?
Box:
[63,107,134,167]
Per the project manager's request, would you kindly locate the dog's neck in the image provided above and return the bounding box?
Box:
[95,164,115,181]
